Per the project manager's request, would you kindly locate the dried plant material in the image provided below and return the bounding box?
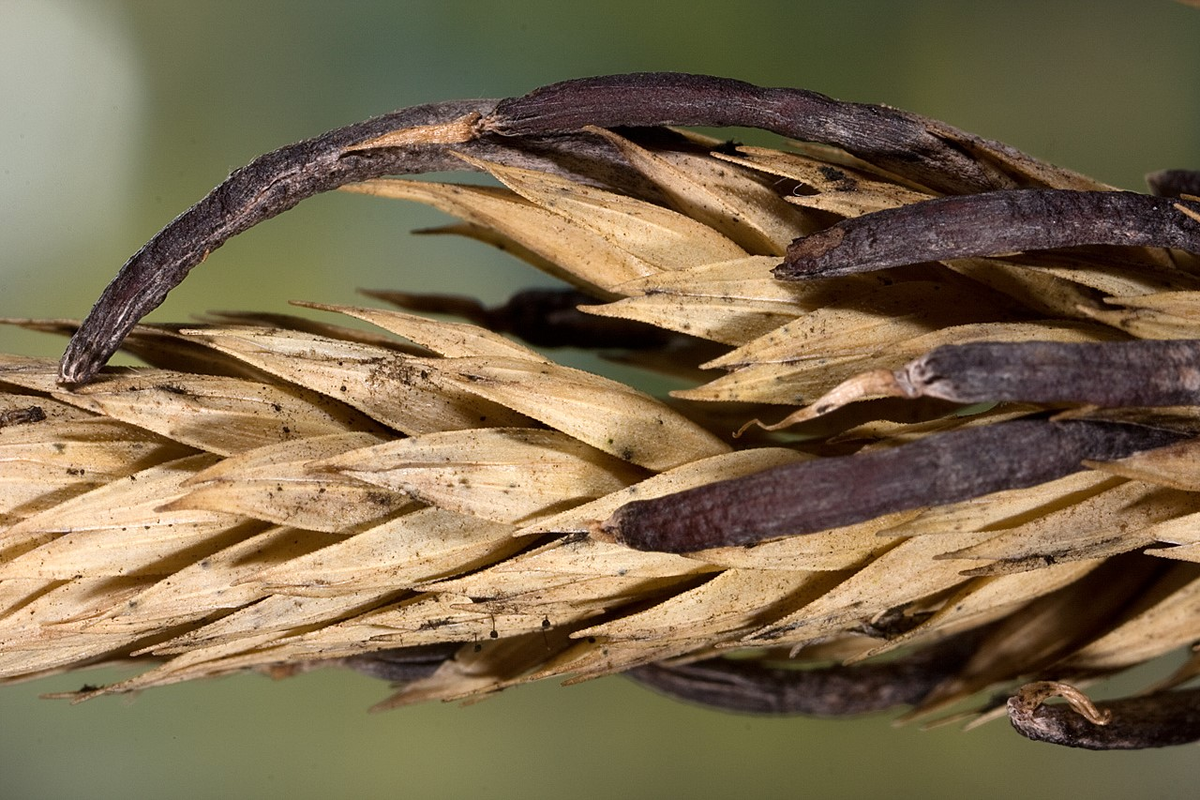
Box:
[434,356,730,471]
[361,286,690,352]
[0,578,153,677]
[858,559,1103,662]
[1146,168,1200,197]
[576,568,839,644]
[53,372,377,457]
[0,412,190,524]
[882,469,1117,538]
[588,129,813,254]
[84,526,341,631]
[0,405,46,428]
[911,555,1164,715]
[371,628,580,709]
[703,279,1006,370]
[247,509,522,595]
[343,180,663,293]
[614,251,810,299]
[412,549,709,646]
[0,453,229,578]
[58,73,1101,386]
[519,447,804,538]
[584,293,797,347]
[1062,564,1200,671]
[1085,435,1200,490]
[484,74,1094,194]
[178,327,531,434]
[5,72,1200,751]
[1142,511,1200,562]
[292,301,548,362]
[164,432,407,532]
[1016,252,1189,298]
[714,146,935,216]
[462,154,749,269]
[926,263,1118,346]
[1104,290,1200,316]
[317,428,641,524]
[945,480,1200,575]
[899,340,1200,407]
[737,528,1013,648]
[683,511,909,572]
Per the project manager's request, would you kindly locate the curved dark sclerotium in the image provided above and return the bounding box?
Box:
[777,189,1200,280]
[626,630,981,716]
[60,73,1080,385]
[486,72,1048,195]
[59,98,498,385]
[1008,686,1200,750]
[606,418,1185,553]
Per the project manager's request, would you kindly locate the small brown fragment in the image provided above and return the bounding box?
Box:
[0,405,47,428]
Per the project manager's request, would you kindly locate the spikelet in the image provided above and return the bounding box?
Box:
[4,74,1200,750]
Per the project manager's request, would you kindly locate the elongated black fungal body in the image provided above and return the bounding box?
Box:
[59,72,1095,386]
[626,630,982,716]
[606,419,1186,553]
[900,340,1200,407]
[486,73,1047,195]
[776,189,1200,280]
[58,98,496,385]
[1008,684,1200,750]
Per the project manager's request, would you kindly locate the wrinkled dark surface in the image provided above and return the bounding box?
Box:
[626,630,982,716]
[902,340,1200,407]
[607,418,1185,552]
[60,72,1088,385]
[1009,686,1200,750]
[778,189,1200,279]
[488,72,1036,194]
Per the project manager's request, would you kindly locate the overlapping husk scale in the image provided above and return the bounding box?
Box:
[3,99,1200,746]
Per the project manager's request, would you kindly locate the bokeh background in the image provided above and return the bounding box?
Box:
[2,1,1199,798]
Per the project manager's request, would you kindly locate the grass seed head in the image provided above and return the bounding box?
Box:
[5,73,1200,749]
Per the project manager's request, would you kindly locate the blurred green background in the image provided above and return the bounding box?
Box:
[2,1,1199,798]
